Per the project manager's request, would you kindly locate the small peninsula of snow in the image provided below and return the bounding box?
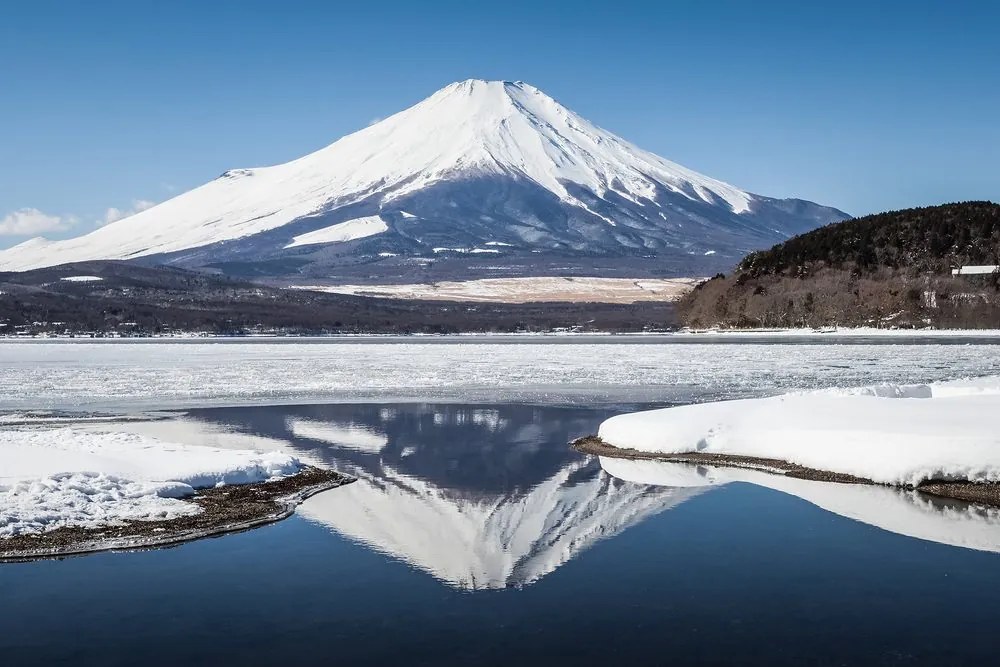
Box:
[597,376,1000,487]
[0,427,302,536]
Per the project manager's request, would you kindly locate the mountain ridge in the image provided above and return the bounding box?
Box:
[0,80,849,278]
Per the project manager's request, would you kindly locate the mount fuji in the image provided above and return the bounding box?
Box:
[0,80,849,279]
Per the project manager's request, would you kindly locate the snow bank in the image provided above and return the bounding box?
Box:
[0,428,301,536]
[598,376,1000,487]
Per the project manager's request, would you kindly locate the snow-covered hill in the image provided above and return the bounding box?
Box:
[0,80,849,278]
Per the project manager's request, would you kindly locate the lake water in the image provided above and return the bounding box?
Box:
[3,399,1000,666]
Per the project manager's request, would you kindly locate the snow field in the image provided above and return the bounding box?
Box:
[598,377,1000,486]
[0,428,301,536]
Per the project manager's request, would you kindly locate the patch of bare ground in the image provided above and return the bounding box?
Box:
[0,466,354,562]
[573,435,1000,508]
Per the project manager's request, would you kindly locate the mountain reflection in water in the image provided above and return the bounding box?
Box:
[97,400,1000,583]
[156,403,701,589]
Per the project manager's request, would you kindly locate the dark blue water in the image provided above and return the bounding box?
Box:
[2,403,1000,666]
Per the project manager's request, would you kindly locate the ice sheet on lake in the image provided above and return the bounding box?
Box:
[4,341,1000,411]
[598,376,1000,486]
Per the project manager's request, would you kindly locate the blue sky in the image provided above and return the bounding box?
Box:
[1,0,997,247]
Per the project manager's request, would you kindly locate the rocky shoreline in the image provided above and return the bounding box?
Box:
[0,466,354,562]
[573,435,1000,508]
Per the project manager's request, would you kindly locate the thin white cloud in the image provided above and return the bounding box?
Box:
[100,199,156,226]
[0,208,77,236]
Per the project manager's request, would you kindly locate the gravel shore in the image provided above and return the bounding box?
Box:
[573,435,1000,508]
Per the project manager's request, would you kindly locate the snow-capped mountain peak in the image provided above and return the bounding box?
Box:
[320,78,755,215]
[0,79,848,276]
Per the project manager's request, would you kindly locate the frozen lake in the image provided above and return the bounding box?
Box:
[3,338,1000,665]
[4,336,1000,410]
[3,401,1000,666]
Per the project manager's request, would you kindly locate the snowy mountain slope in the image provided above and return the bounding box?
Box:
[0,80,849,277]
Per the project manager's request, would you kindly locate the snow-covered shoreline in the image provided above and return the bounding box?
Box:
[596,376,1000,488]
[0,428,303,537]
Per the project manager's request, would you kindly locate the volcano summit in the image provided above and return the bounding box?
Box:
[0,80,848,280]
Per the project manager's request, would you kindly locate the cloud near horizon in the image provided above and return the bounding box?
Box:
[0,208,77,236]
[100,199,156,226]
[0,198,160,238]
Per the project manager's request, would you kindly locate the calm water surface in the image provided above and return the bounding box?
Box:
[2,402,1000,666]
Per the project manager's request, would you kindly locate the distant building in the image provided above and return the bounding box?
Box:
[952,265,999,276]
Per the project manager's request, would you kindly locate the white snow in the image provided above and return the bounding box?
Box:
[600,458,1000,554]
[952,265,998,275]
[284,215,388,248]
[0,427,301,536]
[59,275,104,283]
[598,376,1000,487]
[0,79,757,271]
